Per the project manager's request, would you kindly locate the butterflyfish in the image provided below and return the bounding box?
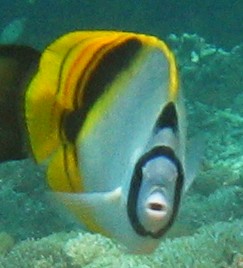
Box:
[0,31,192,254]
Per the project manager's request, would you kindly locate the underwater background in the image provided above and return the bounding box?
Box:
[0,0,242,267]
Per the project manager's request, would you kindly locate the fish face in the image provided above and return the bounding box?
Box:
[127,146,184,241]
[136,156,177,235]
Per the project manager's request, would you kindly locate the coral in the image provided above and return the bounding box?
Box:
[0,232,15,256]
[0,160,80,241]
[231,254,243,268]
[0,232,75,268]
[0,219,242,267]
[167,34,243,111]
[173,186,243,236]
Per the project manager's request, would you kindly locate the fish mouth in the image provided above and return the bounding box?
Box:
[145,191,169,222]
[148,202,166,212]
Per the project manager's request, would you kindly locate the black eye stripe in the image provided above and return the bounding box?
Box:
[127,146,184,238]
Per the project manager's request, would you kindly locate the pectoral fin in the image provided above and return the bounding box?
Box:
[49,187,122,237]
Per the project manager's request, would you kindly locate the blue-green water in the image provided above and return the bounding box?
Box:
[0,1,242,267]
[0,0,242,49]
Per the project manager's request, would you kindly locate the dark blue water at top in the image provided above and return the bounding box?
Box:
[0,0,242,49]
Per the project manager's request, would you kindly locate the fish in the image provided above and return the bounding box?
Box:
[0,45,40,161]
[0,31,193,254]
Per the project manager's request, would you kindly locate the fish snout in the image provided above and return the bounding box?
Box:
[145,191,169,221]
[139,191,172,234]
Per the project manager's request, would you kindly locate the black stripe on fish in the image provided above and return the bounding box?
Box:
[155,102,178,133]
[57,38,111,143]
[64,37,142,142]
[55,39,87,142]
[55,41,82,96]
[63,144,76,192]
[127,145,184,238]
